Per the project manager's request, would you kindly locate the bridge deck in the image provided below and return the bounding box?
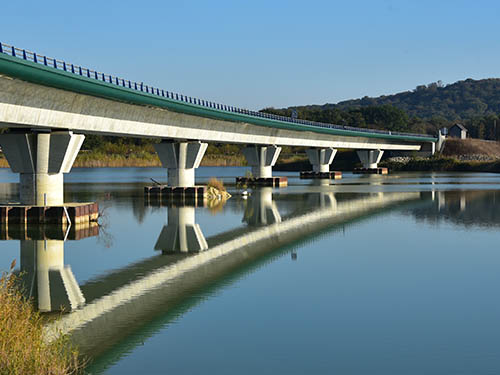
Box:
[0,43,436,144]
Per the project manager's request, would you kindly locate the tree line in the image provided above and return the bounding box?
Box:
[262,104,500,141]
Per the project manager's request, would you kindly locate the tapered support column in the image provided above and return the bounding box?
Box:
[0,131,84,206]
[154,141,208,187]
[242,145,281,178]
[244,187,281,226]
[306,148,337,173]
[356,150,384,169]
[20,240,85,312]
[154,206,208,253]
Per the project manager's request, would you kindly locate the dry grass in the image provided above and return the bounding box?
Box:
[207,177,226,192]
[0,150,304,168]
[0,261,84,375]
[0,157,8,168]
[442,138,500,157]
[201,154,246,166]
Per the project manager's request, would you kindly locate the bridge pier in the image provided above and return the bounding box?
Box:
[154,206,208,253]
[154,140,208,188]
[300,148,341,179]
[0,131,84,205]
[307,147,337,172]
[242,145,281,178]
[354,149,387,174]
[238,145,287,187]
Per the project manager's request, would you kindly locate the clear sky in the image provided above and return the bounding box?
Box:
[1,0,499,110]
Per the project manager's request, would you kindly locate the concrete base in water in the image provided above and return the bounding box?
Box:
[144,185,207,207]
[300,171,342,179]
[353,167,389,175]
[236,176,288,187]
[0,202,99,225]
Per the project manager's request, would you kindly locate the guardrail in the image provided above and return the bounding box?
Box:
[0,42,434,140]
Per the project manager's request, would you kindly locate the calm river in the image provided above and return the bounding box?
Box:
[1,167,500,374]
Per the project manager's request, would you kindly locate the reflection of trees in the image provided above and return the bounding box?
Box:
[131,193,147,224]
[408,190,500,228]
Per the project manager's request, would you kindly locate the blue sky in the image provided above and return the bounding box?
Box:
[2,0,499,110]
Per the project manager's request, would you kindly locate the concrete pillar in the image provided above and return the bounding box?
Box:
[154,141,208,187]
[436,130,446,153]
[242,145,281,178]
[0,131,84,206]
[244,187,281,226]
[356,150,384,169]
[20,240,85,312]
[306,148,337,173]
[154,206,208,253]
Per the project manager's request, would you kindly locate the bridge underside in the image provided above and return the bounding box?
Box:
[0,74,422,151]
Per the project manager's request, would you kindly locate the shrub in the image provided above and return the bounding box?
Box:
[0,260,83,375]
[207,177,226,192]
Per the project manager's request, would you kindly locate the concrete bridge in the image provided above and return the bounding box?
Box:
[0,43,438,205]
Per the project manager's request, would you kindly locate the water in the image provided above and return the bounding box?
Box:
[1,168,500,374]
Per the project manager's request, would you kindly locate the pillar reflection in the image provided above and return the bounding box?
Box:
[21,239,85,312]
[154,206,208,254]
[243,187,281,226]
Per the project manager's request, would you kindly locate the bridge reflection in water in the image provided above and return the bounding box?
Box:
[42,189,422,356]
[9,188,499,367]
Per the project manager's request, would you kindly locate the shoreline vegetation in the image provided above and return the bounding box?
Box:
[0,261,84,375]
[380,157,500,173]
[2,152,498,173]
[0,139,498,173]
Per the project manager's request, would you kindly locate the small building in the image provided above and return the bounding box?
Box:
[449,123,468,139]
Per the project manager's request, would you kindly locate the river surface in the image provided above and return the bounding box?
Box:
[1,167,500,374]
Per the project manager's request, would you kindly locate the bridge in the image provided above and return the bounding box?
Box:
[0,43,439,205]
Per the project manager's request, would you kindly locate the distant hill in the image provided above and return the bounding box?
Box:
[262,78,500,139]
[307,78,500,121]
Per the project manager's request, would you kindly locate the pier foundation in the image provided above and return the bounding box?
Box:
[301,147,341,179]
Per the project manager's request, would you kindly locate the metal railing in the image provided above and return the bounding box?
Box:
[0,42,434,140]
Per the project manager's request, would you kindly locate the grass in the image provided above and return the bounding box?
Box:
[381,156,500,173]
[207,177,226,192]
[442,138,500,157]
[0,261,84,375]
[0,145,307,169]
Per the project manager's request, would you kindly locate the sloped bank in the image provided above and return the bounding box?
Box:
[381,157,500,173]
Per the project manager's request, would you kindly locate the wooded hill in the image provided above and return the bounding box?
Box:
[328,78,500,120]
[262,78,500,140]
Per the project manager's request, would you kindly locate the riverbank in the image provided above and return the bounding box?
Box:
[1,148,498,173]
[0,153,307,168]
[0,263,83,374]
[380,156,500,173]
